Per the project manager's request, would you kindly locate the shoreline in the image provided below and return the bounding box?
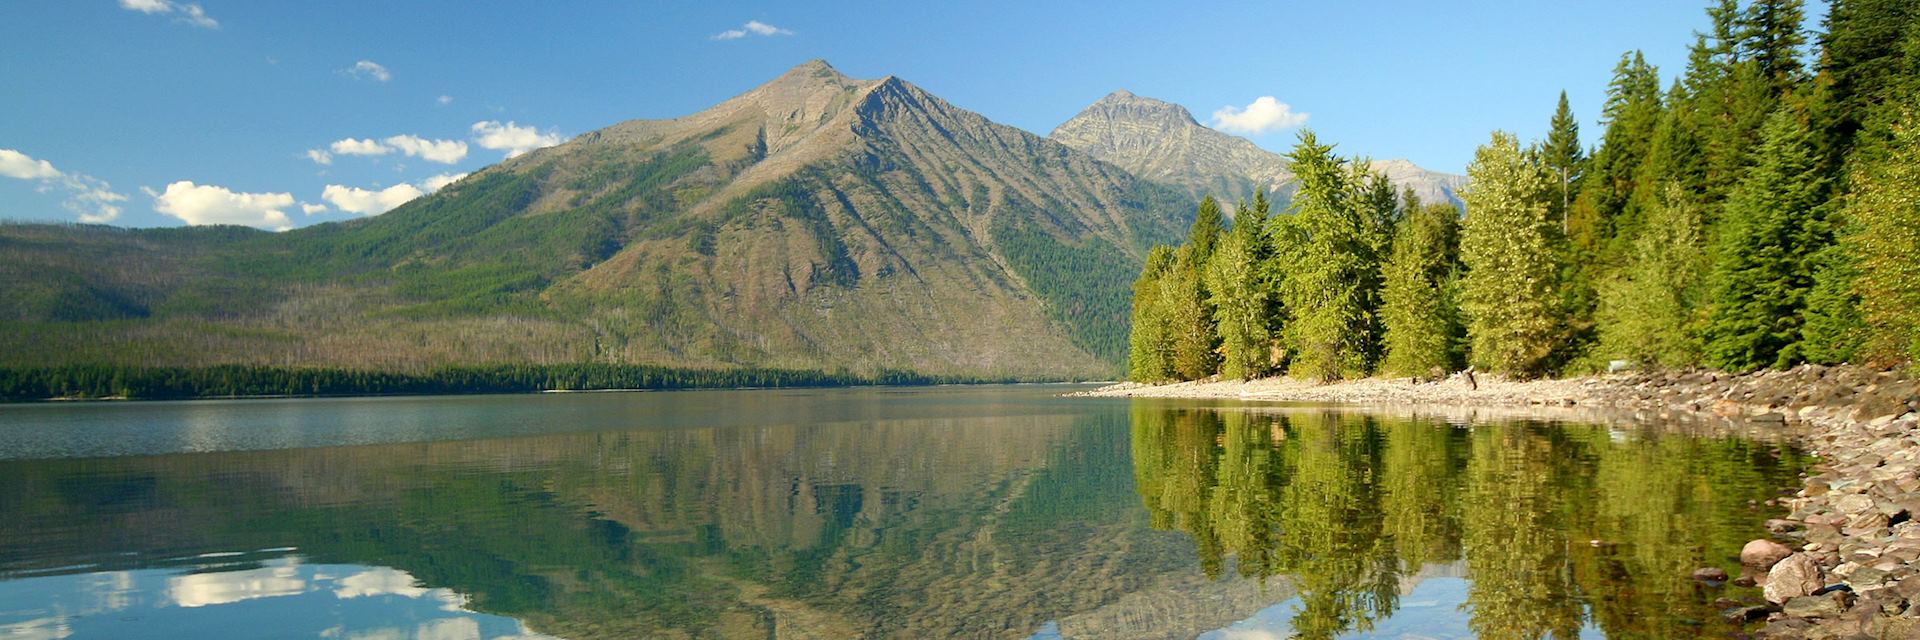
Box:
[1076,365,1920,638]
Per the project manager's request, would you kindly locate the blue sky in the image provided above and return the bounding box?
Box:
[0,1,1825,230]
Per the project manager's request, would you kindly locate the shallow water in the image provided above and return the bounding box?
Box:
[0,386,1808,639]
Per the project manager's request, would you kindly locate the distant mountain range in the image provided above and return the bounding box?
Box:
[0,61,1463,379]
[1050,90,1465,209]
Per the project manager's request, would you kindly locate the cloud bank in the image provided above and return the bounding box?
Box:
[147,181,294,230]
[0,148,128,223]
[471,121,564,158]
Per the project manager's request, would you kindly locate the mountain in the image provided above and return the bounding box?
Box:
[0,61,1191,379]
[1049,90,1466,209]
[1047,90,1295,205]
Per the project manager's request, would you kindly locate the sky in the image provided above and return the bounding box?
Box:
[0,1,1827,230]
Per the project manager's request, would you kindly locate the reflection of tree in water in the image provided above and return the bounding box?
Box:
[1128,405,1809,639]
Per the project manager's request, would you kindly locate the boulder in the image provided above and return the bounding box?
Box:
[1766,553,1826,604]
[1744,539,1795,570]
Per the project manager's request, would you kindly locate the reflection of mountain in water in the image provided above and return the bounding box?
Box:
[2,406,1208,639]
[1128,404,1808,639]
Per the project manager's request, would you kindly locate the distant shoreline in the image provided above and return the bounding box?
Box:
[0,363,1077,404]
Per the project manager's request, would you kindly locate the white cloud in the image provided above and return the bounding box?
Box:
[1210,96,1309,135]
[119,0,218,28]
[0,149,60,180]
[0,148,127,223]
[329,138,392,157]
[304,149,333,165]
[147,181,294,230]
[419,172,468,193]
[382,135,467,164]
[436,95,453,106]
[347,60,391,82]
[300,202,328,215]
[471,121,564,158]
[322,183,424,216]
[712,20,793,40]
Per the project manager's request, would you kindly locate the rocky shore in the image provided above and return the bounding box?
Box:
[1075,364,1920,639]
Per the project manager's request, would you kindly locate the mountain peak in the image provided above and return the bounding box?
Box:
[1077,89,1199,126]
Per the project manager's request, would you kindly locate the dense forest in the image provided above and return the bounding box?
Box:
[1128,0,1920,382]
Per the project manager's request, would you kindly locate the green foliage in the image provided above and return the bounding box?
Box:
[1801,242,1868,365]
[1275,132,1383,381]
[1203,196,1274,380]
[1380,202,1464,378]
[1596,184,1708,368]
[1843,105,1920,368]
[1460,132,1563,378]
[1543,91,1585,224]
[1164,245,1218,379]
[1127,246,1176,381]
[1705,108,1831,370]
[1187,196,1226,264]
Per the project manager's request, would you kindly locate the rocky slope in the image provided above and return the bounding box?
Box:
[1049,90,1467,209]
[0,61,1192,378]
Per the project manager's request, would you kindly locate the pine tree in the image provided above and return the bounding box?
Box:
[1743,0,1809,96]
[1543,91,1585,231]
[1189,196,1226,264]
[1843,105,1920,368]
[1275,131,1379,381]
[1165,245,1218,380]
[1380,201,1465,378]
[1205,206,1273,380]
[1460,132,1562,378]
[1128,245,1177,381]
[1596,183,1707,368]
[1704,108,1831,370]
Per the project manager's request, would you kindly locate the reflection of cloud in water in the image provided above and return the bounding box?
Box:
[168,557,306,608]
[335,567,430,599]
[0,616,73,640]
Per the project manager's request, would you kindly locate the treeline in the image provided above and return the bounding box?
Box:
[1129,0,1920,382]
[0,363,1010,402]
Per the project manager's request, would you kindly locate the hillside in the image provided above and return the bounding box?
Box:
[0,61,1192,379]
[1049,90,1465,209]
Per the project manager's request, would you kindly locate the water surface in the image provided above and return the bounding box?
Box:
[0,386,1808,639]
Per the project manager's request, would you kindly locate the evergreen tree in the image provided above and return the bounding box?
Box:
[1814,0,1920,159]
[1205,205,1273,380]
[1577,51,1665,264]
[1842,105,1920,368]
[1743,0,1809,96]
[1165,244,1218,380]
[1128,245,1177,381]
[1596,184,1708,368]
[1460,132,1563,378]
[1380,201,1465,378]
[1704,108,1831,370]
[1189,195,1227,264]
[1801,243,1868,365]
[1543,91,1585,231]
[1275,132,1380,381]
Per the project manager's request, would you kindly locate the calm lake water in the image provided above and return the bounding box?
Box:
[0,385,1808,639]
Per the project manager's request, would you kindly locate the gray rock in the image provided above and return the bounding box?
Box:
[1722,604,1770,623]
[1781,592,1851,618]
[1693,566,1730,582]
[1744,539,1795,570]
[1766,553,1826,604]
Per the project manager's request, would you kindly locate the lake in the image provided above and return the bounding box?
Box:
[0,385,1808,639]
